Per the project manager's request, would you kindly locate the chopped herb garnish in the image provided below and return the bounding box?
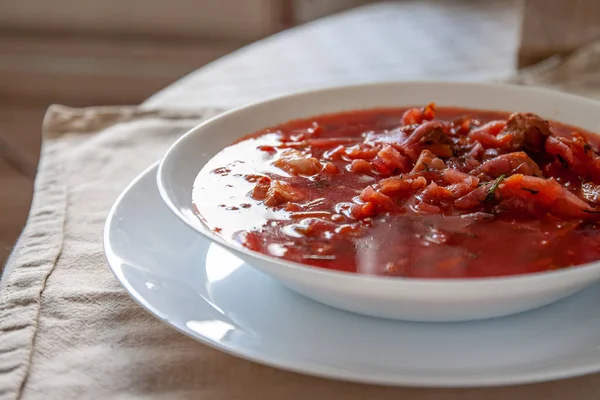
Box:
[521,187,539,194]
[556,154,569,169]
[421,162,430,172]
[485,174,505,203]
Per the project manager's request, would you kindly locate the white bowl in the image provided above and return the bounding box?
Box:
[157,81,600,322]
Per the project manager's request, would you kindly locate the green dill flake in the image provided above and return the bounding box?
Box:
[485,174,505,203]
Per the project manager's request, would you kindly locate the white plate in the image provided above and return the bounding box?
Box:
[105,163,600,387]
[157,81,600,322]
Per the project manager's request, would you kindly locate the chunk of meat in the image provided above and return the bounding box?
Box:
[273,149,322,175]
[497,113,551,153]
[402,121,453,159]
[420,129,453,158]
[474,152,543,178]
[498,174,593,219]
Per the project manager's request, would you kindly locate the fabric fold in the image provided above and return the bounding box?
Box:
[0,107,218,400]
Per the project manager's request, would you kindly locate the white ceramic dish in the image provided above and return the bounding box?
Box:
[105,164,600,387]
[157,81,600,322]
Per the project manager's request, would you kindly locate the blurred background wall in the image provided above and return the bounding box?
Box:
[0,0,374,264]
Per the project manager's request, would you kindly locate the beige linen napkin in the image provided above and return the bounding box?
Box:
[3,51,600,399]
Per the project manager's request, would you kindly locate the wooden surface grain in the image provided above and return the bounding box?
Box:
[519,0,600,67]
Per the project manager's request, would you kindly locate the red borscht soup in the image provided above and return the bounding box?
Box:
[193,105,600,278]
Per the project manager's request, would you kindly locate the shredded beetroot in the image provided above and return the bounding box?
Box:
[197,105,600,278]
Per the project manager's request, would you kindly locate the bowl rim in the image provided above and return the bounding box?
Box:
[157,80,600,286]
